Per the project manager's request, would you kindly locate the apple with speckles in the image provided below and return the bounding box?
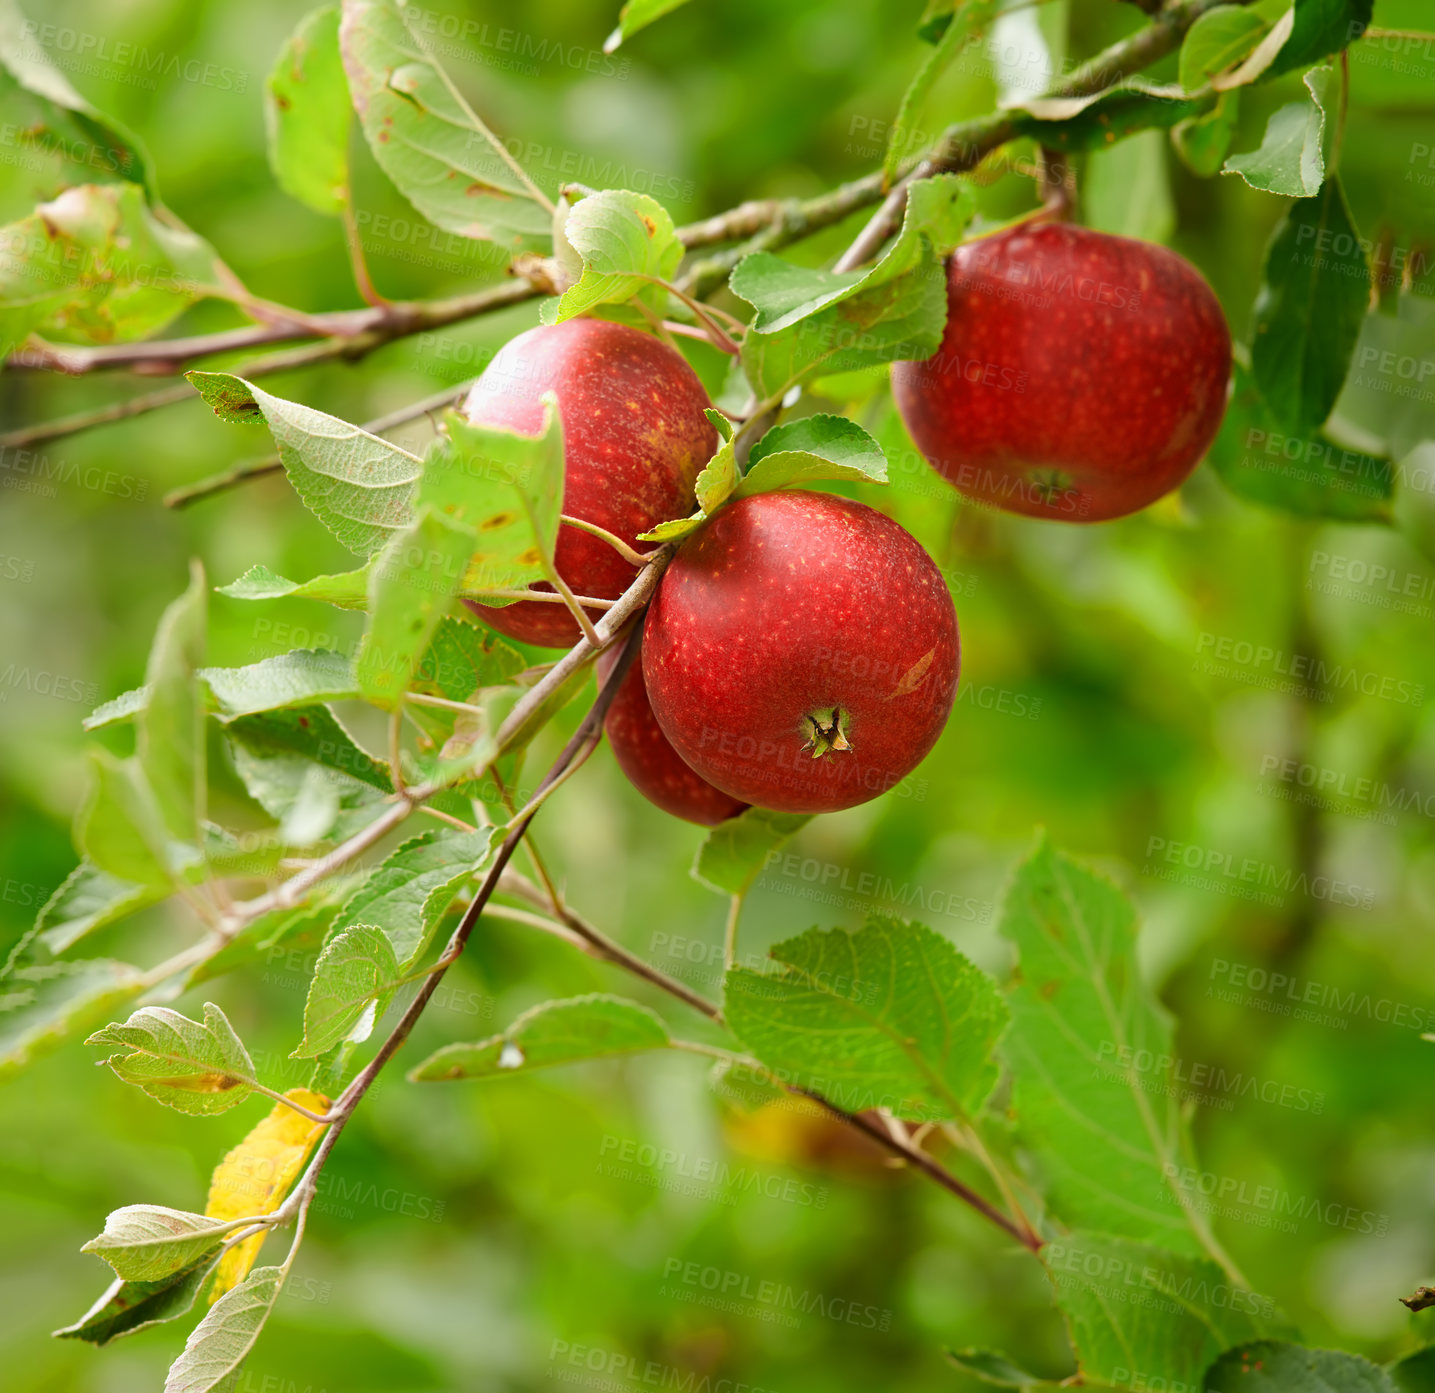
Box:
[461,318,717,647]
[598,643,747,827]
[642,490,959,815]
[892,222,1232,522]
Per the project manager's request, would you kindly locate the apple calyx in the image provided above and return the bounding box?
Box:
[802,705,852,759]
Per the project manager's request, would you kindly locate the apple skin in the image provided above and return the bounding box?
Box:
[462,318,717,647]
[597,645,747,827]
[642,490,959,814]
[891,222,1232,522]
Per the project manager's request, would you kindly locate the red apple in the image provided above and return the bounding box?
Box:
[598,644,747,827]
[891,222,1231,522]
[642,490,959,814]
[462,318,717,646]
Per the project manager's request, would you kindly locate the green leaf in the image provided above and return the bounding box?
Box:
[1250,179,1372,433]
[0,184,223,356]
[207,650,360,719]
[705,408,734,442]
[356,510,476,707]
[916,0,969,43]
[164,1264,286,1393]
[187,373,421,558]
[1046,1233,1281,1391]
[78,752,199,890]
[87,649,360,734]
[82,1205,252,1283]
[1224,65,1332,197]
[1178,5,1268,89]
[434,403,566,590]
[637,438,734,541]
[725,916,1009,1122]
[88,1003,258,1115]
[53,1255,219,1346]
[735,414,888,500]
[404,618,527,758]
[409,993,670,1081]
[1329,295,1435,464]
[1084,129,1174,244]
[0,0,151,193]
[1013,85,1212,153]
[691,807,809,896]
[336,827,495,968]
[997,834,1212,1253]
[224,707,391,844]
[945,1349,1061,1388]
[339,0,549,249]
[187,896,342,988]
[607,0,696,48]
[294,923,399,1057]
[412,615,526,702]
[215,562,373,610]
[1389,1349,1435,1392]
[545,189,682,324]
[35,862,165,955]
[1174,91,1241,178]
[140,562,207,844]
[731,173,975,398]
[0,959,146,1082]
[1206,363,1392,522]
[1267,0,1373,81]
[636,512,707,543]
[1207,1341,1398,1391]
[266,6,351,217]
[884,1,1001,186]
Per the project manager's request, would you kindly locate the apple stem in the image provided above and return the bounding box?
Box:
[1037,146,1076,220]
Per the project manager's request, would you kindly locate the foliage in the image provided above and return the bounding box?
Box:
[0,0,1431,1389]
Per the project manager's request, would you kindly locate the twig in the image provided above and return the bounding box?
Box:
[488,867,1043,1250]
[492,547,671,752]
[222,552,667,935]
[10,2,1239,460]
[478,902,593,952]
[544,566,605,646]
[497,868,724,1025]
[342,200,388,309]
[0,384,197,451]
[796,1089,1044,1252]
[418,805,480,834]
[468,587,616,608]
[833,0,1243,272]
[270,634,639,1226]
[561,514,656,567]
[723,893,744,971]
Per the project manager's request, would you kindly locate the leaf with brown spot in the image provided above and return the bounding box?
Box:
[87,1003,260,1116]
[265,7,351,217]
[339,0,548,247]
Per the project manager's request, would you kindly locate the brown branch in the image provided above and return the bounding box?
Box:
[498,869,725,1024]
[796,1090,1044,1253]
[6,0,1242,458]
[491,865,1039,1250]
[833,0,1243,272]
[0,383,197,451]
[276,635,640,1224]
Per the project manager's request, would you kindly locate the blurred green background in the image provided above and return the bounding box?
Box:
[2,0,1435,1388]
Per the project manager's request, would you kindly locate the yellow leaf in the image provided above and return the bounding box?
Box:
[203,1088,329,1300]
